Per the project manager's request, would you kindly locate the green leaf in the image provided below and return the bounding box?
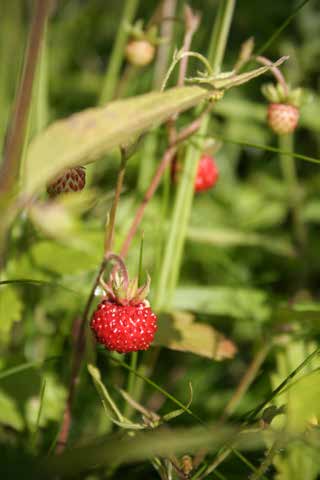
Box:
[155,311,237,360]
[30,238,102,275]
[23,60,286,195]
[88,364,143,430]
[187,227,295,257]
[172,286,269,322]
[24,85,210,194]
[43,423,263,477]
[0,285,22,343]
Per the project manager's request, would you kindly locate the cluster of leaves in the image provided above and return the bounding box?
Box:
[1,1,320,479]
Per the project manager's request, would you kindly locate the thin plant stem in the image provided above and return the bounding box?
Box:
[220,343,271,421]
[249,439,281,480]
[255,55,288,95]
[123,233,144,419]
[153,0,178,90]
[208,0,236,73]
[137,0,177,193]
[123,351,139,418]
[177,6,201,87]
[121,145,176,258]
[256,0,311,56]
[208,133,320,165]
[0,0,51,195]
[30,378,46,451]
[120,111,208,258]
[278,133,307,250]
[156,0,236,310]
[99,0,139,105]
[105,149,127,253]
[56,150,129,452]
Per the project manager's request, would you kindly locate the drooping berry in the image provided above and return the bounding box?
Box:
[90,254,157,354]
[125,40,155,67]
[267,103,299,135]
[47,166,86,196]
[195,154,219,192]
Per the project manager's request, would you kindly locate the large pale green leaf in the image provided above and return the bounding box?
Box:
[155,311,237,360]
[23,60,285,195]
[172,286,269,322]
[24,85,210,194]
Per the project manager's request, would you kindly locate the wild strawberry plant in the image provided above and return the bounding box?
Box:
[1,1,320,480]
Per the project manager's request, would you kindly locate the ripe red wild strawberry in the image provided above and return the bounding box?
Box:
[47,166,86,196]
[267,103,299,135]
[125,39,155,67]
[90,254,157,354]
[195,154,219,192]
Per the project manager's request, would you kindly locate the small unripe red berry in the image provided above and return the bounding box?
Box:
[267,103,299,135]
[47,166,86,196]
[125,40,155,66]
[195,154,219,192]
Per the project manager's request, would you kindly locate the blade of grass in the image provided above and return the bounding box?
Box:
[156,0,236,310]
[244,346,320,423]
[0,278,79,295]
[109,353,206,427]
[203,133,320,165]
[0,357,59,381]
[30,378,46,451]
[256,0,312,55]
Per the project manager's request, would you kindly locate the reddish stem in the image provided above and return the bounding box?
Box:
[256,55,289,97]
[0,0,51,194]
[120,110,206,258]
[120,145,177,258]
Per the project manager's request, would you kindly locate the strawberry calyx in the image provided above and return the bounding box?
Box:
[125,20,164,47]
[100,253,150,306]
[262,82,303,108]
